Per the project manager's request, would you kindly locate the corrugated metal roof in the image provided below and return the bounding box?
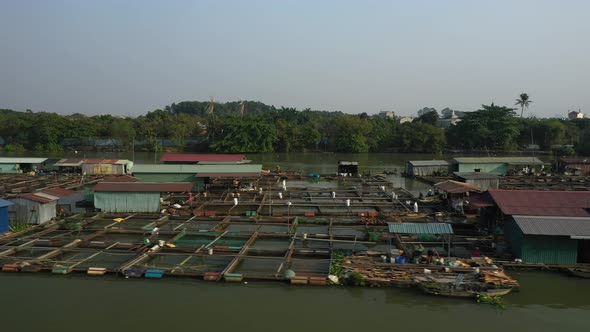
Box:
[94,182,193,192]
[408,160,450,166]
[513,215,590,236]
[454,172,499,180]
[434,180,482,193]
[0,198,15,208]
[82,159,129,165]
[20,192,59,203]
[466,195,496,208]
[132,164,262,174]
[102,175,141,182]
[452,157,544,165]
[42,188,78,198]
[195,172,261,178]
[560,158,590,164]
[160,154,245,162]
[54,158,84,166]
[0,157,48,164]
[387,222,454,234]
[489,189,590,217]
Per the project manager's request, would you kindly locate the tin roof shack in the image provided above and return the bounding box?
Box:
[93,182,193,213]
[0,198,15,233]
[131,164,262,190]
[504,216,590,264]
[434,180,482,213]
[406,160,450,177]
[54,158,84,173]
[0,157,48,174]
[558,157,590,176]
[453,172,499,190]
[10,188,84,224]
[160,153,249,164]
[81,159,133,175]
[338,161,359,176]
[452,157,544,175]
[387,222,454,257]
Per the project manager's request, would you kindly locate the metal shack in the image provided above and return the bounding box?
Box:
[93,182,193,213]
[406,160,450,176]
[160,153,249,164]
[452,157,544,175]
[0,198,15,233]
[488,189,590,264]
[10,188,85,224]
[0,157,48,174]
[453,172,500,190]
[558,157,590,176]
[81,159,133,175]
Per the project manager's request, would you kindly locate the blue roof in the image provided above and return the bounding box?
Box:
[387,222,454,235]
[0,198,15,208]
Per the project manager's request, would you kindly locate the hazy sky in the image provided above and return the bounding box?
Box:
[1,0,589,117]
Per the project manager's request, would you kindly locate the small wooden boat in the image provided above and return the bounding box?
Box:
[419,282,512,298]
[568,267,590,279]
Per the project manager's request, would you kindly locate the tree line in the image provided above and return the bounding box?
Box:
[0,102,589,155]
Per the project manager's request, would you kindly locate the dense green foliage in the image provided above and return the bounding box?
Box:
[1,102,589,155]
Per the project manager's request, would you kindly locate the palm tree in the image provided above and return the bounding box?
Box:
[515,93,532,118]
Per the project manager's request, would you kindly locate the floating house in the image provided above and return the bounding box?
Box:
[434,180,482,212]
[54,159,133,175]
[93,182,193,213]
[558,157,590,176]
[131,164,262,190]
[0,198,15,233]
[484,189,590,264]
[453,172,499,190]
[406,160,450,176]
[160,154,250,164]
[0,157,48,174]
[337,161,359,176]
[451,157,544,175]
[10,188,84,224]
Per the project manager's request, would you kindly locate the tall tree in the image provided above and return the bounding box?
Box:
[515,93,532,118]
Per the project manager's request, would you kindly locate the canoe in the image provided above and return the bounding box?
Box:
[419,282,511,298]
[568,268,590,279]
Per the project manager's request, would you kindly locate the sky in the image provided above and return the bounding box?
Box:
[1,0,589,118]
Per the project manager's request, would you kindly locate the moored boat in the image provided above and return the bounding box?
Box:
[568,267,590,279]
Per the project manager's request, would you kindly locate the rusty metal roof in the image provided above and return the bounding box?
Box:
[560,157,590,164]
[513,215,590,236]
[489,189,590,217]
[434,180,482,194]
[102,175,141,182]
[94,182,193,192]
[195,172,261,178]
[19,188,79,203]
[160,154,245,163]
[42,188,78,198]
[387,222,453,234]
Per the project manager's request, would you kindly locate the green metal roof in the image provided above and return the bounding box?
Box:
[452,157,543,165]
[131,163,262,174]
[387,222,454,234]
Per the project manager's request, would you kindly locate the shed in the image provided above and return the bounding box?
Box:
[452,157,544,175]
[0,198,15,233]
[406,160,450,176]
[0,157,48,174]
[504,216,590,264]
[93,182,193,213]
[453,172,500,190]
[338,161,358,176]
[558,157,590,176]
[387,222,454,257]
[434,180,482,213]
[9,188,84,224]
[54,158,84,173]
[160,153,249,164]
[81,159,133,175]
[131,164,262,190]
[488,189,590,217]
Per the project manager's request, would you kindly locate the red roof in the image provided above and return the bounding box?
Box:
[489,189,590,217]
[20,188,79,203]
[82,159,124,164]
[42,188,78,198]
[160,154,245,163]
[93,182,192,192]
[102,175,141,182]
[20,193,57,204]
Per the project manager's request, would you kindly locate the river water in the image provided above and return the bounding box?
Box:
[1,271,588,331]
[2,151,585,330]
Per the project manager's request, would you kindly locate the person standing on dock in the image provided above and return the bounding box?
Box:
[413,201,419,213]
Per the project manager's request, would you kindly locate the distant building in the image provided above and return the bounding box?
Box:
[397,116,414,124]
[378,111,395,120]
[438,108,467,128]
[568,110,585,120]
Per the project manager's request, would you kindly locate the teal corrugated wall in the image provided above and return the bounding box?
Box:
[94,192,160,212]
[0,163,18,173]
[504,219,524,258]
[132,173,195,183]
[522,236,578,265]
[458,163,506,175]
